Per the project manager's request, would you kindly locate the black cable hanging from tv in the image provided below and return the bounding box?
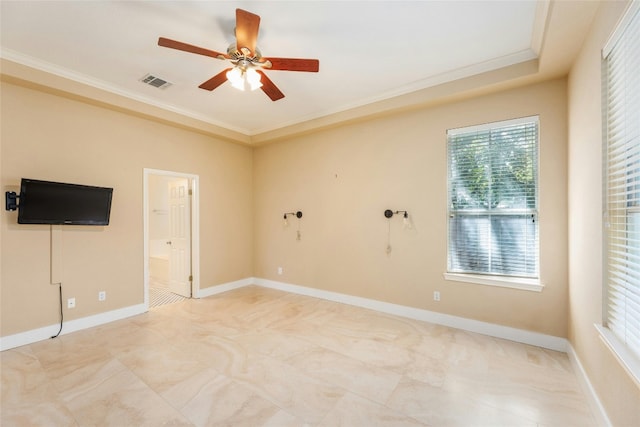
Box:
[50,283,63,339]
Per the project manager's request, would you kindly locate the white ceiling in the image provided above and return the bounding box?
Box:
[1,1,563,138]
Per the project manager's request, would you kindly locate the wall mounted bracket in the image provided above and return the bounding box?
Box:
[283,211,303,219]
[5,191,19,211]
[384,209,408,219]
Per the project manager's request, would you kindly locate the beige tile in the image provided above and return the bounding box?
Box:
[29,330,115,375]
[1,346,51,405]
[61,368,191,426]
[1,400,80,426]
[261,409,311,427]
[229,354,346,424]
[115,341,209,394]
[1,347,78,425]
[52,357,129,399]
[178,371,282,427]
[78,317,168,353]
[232,329,320,361]
[446,360,596,427]
[286,345,402,405]
[398,351,449,387]
[160,367,226,411]
[387,377,538,427]
[319,392,427,426]
[1,286,597,426]
[174,333,252,373]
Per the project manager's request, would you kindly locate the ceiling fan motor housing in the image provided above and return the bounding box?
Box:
[228,43,262,62]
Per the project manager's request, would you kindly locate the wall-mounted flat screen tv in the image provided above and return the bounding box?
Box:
[17,179,113,225]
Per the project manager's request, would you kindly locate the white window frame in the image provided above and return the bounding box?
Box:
[599,0,640,387]
[445,116,542,292]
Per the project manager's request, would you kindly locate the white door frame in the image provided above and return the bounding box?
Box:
[143,168,200,309]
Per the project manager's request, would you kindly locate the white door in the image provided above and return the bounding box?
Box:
[168,178,191,298]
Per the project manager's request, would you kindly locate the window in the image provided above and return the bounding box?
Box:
[602,2,640,365]
[447,116,539,281]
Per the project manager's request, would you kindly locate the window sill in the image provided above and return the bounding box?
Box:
[595,324,640,389]
[443,273,544,292]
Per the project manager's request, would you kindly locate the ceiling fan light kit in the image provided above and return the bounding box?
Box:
[226,62,263,91]
[158,8,319,101]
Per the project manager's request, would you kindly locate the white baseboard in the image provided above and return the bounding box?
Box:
[253,277,568,352]
[567,344,611,427]
[1,276,607,424]
[1,276,608,424]
[0,277,248,351]
[0,303,146,351]
[253,279,611,423]
[197,277,253,298]
[0,277,567,353]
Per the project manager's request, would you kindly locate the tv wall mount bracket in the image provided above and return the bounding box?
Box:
[5,191,19,211]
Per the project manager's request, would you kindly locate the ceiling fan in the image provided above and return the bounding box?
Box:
[158,8,319,101]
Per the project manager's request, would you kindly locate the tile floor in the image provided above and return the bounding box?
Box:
[1,285,596,426]
[149,278,186,308]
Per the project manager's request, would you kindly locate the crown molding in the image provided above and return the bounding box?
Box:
[1,45,540,145]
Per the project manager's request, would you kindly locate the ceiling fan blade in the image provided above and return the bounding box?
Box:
[256,70,284,101]
[235,8,260,56]
[198,69,231,91]
[261,58,319,72]
[158,37,228,59]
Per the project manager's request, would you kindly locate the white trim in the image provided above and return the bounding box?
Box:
[250,49,538,136]
[190,178,201,301]
[253,278,566,352]
[595,324,640,389]
[143,171,150,309]
[3,277,566,355]
[601,0,640,394]
[0,275,252,351]
[446,116,541,285]
[531,0,551,56]
[0,46,537,138]
[443,272,544,292]
[0,303,146,351]
[567,343,612,427]
[0,48,249,135]
[197,277,254,299]
[143,169,200,309]
[447,115,539,136]
[602,0,640,58]
[2,276,609,422]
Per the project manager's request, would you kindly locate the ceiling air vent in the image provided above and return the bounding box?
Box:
[140,74,172,89]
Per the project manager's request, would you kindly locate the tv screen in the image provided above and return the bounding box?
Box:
[17,179,113,225]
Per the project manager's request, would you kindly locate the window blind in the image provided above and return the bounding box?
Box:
[447,117,539,278]
[603,3,640,359]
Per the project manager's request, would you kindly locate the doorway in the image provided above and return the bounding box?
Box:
[143,169,200,309]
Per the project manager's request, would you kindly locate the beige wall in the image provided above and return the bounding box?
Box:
[254,78,568,337]
[567,1,640,425]
[1,81,253,336]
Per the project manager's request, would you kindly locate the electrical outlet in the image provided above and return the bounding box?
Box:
[67,297,76,309]
[277,267,283,275]
[98,291,106,301]
[433,291,441,302]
